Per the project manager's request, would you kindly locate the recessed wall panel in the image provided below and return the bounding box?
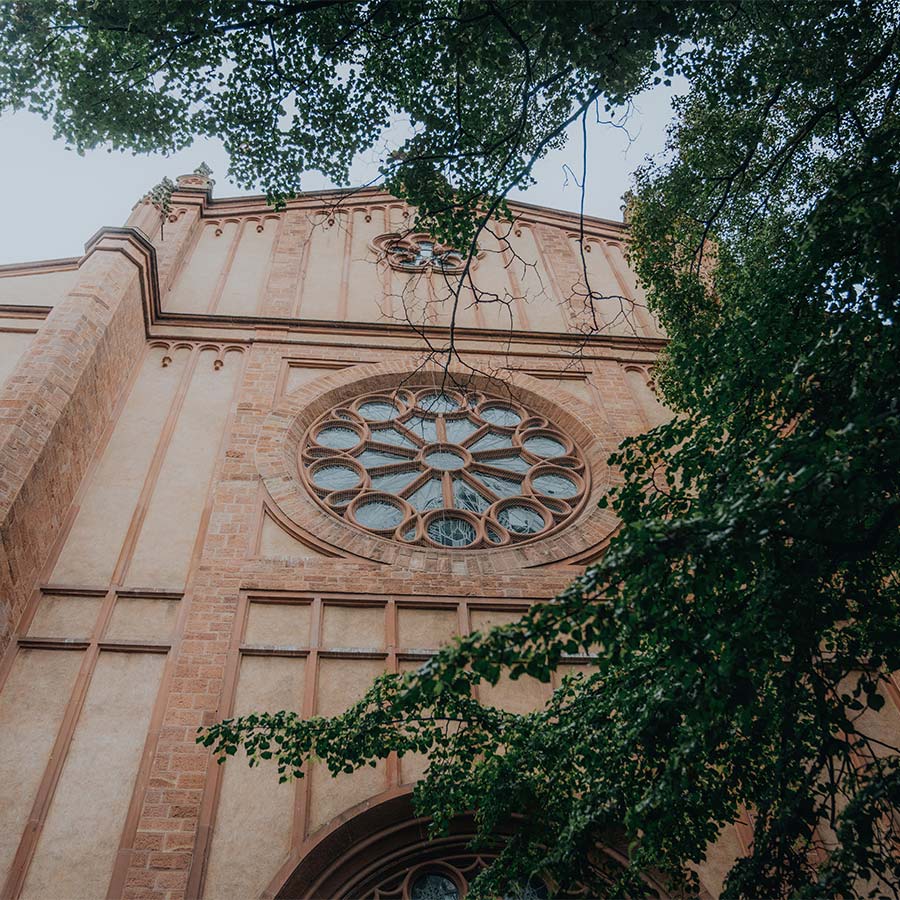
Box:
[298,214,346,320]
[244,601,311,647]
[165,221,238,312]
[51,345,190,587]
[0,269,76,307]
[216,221,277,316]
[202,656,305,900]
[258,513,324,559]
[283,363,345,397]
[624,368,671,429]
[126,349,241,590]
[321,604,385,650]
[0,649,83,888]
[397,607,457,651]
[470,232,519,331]
[509,227,566,332]
[308,657,387,832]
[104,595,180,643]
[21,651,165,900]
[346,209,385,323]
[26,593,103,639]
[0,330,34,388]
[566,237,626,332]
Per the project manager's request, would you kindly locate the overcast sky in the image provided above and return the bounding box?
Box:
[0,83,679,266]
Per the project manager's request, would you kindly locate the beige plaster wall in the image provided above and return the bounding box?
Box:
[0,648,84,888]
[164,221,239,313]
[298,212,346,319]
[624,367,672,429]
[0,268,77,307]
[202,655,306,900]
[216,220,277,316]
[52,345,191,588]
[257,512,325,560]
[126,348,242,590]
[21,651,165,900]
[0,331,35,389]
[307,656,387,833]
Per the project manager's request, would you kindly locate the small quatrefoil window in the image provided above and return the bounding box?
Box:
[373,232,466,274]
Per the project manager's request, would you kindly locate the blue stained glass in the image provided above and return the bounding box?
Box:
[425,450,465,470]
[444,417,479,442]
[417,392,458,413]
[523,435,566,458]
[311,464,360,490]
[481,405,521,427]
[471,471,521,498]
[316,426,359,449]
[370,428,417,449]
[358,400,398,420]
[410,872,460,900]
[370,468,420,492]
[483,454,531,474]
[354,500,402,530]
[532,472,578,498]
[404,415,438,443]
[498,504,545,534]
[453,479,490,513]
[427,515,476,548]
[356,448,407,467]
[407,478,445,511]
[469,431,513,452]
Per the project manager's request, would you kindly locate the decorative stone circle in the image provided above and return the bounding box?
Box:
[299,385,589,549]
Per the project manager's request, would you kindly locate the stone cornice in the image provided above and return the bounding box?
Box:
[198,185,630,241]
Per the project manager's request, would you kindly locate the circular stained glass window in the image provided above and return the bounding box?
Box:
[316,426,360,449]
[523,435,567,458]
[532,472,578,498]
[428,515,477,547]
[301,386,587,548]
[481,405,522,427]
[358,400,398,420]
[410,872,460,900]
[498,505,545,534]
[354,500,403,530]
[419,392,459,413]
[425,449,465,470]
[312,464,360,491]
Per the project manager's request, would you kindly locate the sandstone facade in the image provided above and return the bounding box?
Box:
[0,174,745,899]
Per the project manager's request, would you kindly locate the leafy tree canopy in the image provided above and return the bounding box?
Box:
[3,1,900,897]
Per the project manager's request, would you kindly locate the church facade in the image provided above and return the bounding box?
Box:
[0,172,743,899]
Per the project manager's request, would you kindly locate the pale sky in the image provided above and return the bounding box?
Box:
[0,83,680,266]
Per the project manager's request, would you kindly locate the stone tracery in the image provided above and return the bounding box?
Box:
[300,386,588,549]
[372,232,467,274]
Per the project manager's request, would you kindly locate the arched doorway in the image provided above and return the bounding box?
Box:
[270,794,677,899]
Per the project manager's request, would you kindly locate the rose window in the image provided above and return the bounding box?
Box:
[380,234,466,273]
[300,387,588,549]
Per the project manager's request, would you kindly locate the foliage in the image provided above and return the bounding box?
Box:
[146,174,174,237]
[3,1,900,897]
